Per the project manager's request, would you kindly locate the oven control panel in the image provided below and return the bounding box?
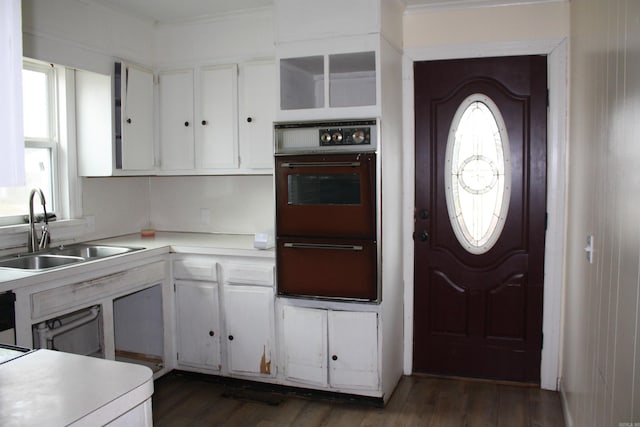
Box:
[319,127,371,146]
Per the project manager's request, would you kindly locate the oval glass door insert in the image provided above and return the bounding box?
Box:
[445,93,511,254]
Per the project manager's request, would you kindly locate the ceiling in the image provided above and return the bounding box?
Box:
[86,0,557,24]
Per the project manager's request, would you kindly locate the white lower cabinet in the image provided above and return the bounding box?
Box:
[223,284,275,378]
[174,280,221,371]
[282,305,379,391]
[172,256,275,379]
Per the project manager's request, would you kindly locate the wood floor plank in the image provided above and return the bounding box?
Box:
[151,372,566,427]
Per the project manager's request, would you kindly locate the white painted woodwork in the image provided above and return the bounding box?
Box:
[197,64,238,169]
[281,306,380,391]
[30,261,165,320]
[159,69,195,170]
[274,0,380,44]
[76,69,114,176]
[175,280,221,371]
[239,61,276,171]
[275,36,382,122]
[173,258,218,282]
[159,64,239,171]
[328,311,379,390]
[223,262,274,287]
[223,284,275,377]
[0,0,24,186]
[121,63,155,171]
[282,305,328,387]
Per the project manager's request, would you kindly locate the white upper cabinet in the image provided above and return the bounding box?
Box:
[159,64,238,172]
[274,0,403,122]
[159,69,195,171]
[239,60,276,171]
[78,62,154,176]
[0,0,24,186]
[120,63,155,171]
[197,65,238,170]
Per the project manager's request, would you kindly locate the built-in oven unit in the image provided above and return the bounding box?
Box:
[275,119,378,302]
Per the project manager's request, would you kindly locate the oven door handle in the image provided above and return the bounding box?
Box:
[283,242,364,251]
[280,161,361,168]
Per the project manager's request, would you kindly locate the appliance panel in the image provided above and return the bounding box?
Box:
[276,153,376,239]
[277,237,377,301]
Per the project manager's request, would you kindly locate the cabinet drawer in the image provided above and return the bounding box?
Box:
[173,259,218,281]
[31,261,166,320]
[223,263,274,287]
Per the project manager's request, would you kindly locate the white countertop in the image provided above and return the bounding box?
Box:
[0,349,153,426]
[0,232,274,291]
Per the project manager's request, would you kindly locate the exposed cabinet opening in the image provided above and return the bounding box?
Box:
[279,51,376,111]
[114,285,164,373]
[33,305,104,358]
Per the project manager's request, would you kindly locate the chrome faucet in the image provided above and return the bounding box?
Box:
[28,188,50,252]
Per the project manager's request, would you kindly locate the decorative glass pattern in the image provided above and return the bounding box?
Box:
[445,94,511,254]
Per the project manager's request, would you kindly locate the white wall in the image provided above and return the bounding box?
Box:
[562,0,640,426]
[81,177,150,241]
[148,176,274,234]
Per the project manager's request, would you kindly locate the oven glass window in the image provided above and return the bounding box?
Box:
[288,174,361,205]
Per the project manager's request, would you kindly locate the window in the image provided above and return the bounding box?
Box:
[0,59,59,224]
[444,93,511,255]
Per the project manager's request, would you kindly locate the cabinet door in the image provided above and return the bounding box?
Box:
[282,305,328,387]
[239,61,276,170]
[328,310,379,390]
[159,69,195,170]
[175,280,221,370]
[122,64,154,170]
[223,285,274,377]
[196,65,238,169]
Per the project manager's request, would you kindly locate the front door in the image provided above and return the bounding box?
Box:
[413,56,547,383]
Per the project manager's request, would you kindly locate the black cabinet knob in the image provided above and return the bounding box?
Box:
[331,355,338,361]
[419,231,429,242]
[209,330,214,337]
[418,210,429,220]
[201,120,208,126]
[126,118,132,124]
[184,121,190,127]
[246,117,252,123]
[228,335,234,341]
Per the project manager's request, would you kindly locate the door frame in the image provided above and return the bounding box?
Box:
[402,38,568,391]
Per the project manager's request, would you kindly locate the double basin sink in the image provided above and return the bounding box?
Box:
[0,244,143,271]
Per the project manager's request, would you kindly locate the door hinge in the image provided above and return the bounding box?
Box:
[546,88,550,107]
[176,352,179,361]
[541,333,544,350]
[173,283,176,292]
[545,212,549,231]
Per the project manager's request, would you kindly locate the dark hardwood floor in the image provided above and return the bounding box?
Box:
[152,372,565,426]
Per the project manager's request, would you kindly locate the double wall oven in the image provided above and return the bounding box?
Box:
[275,120,378,301]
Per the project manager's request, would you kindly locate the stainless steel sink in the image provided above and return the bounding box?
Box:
[0,254,84,270]
[0,244,144,271]
[49,244,139,259]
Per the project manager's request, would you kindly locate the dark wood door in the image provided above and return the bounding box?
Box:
[413,56,547,383]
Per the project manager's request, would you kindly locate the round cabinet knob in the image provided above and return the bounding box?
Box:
[352,130,366,144]
[331,355,338,361]
[184,121,190,127]
[320,132,332,144]
[419,231,430,242]
[246,117,253,123]
[201,120,208,126]
[126,118,132,124]
[332,132,343,143]
[228,335,234,341]
[208,330,214,337]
